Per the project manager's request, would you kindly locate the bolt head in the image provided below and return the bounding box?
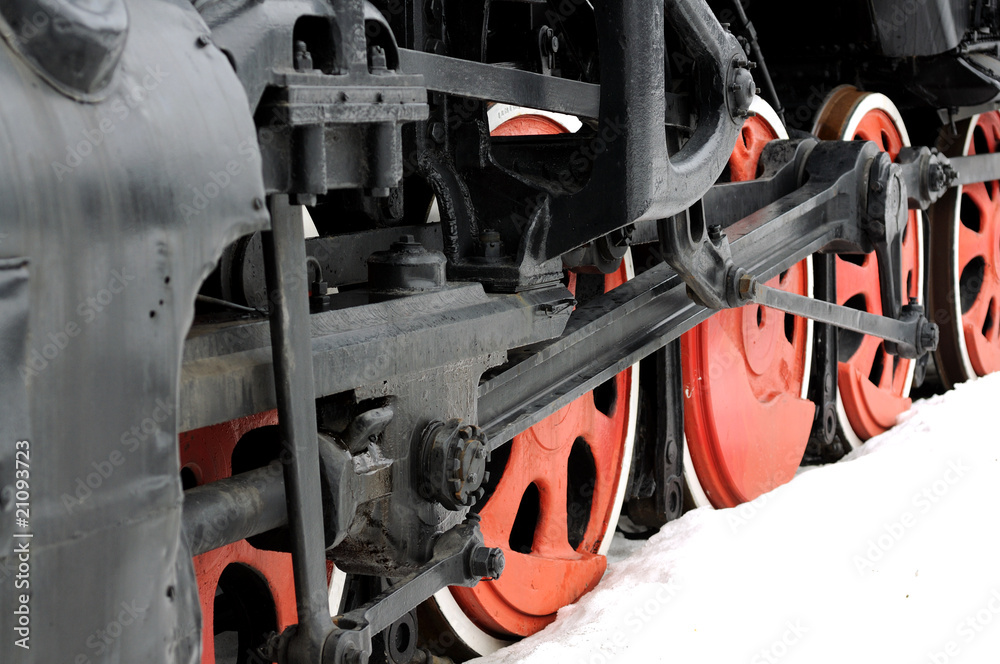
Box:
[728,65,756,120]
[470,546,505,579]
[429,122,446,144]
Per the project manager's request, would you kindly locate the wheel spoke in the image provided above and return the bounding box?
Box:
[449,111,637,643]
[965,184,994,224]
[478,439,536,544]
[532,472,574,557]
[836,255,882,311]
[958,221,992,271]
[816,88,920,443]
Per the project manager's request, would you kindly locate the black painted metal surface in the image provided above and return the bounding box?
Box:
[0,1,268,662]
[179,284,572,432]
[2,0,998,661]
[261,196,333,660]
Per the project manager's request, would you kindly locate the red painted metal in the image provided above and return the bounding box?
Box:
[450,114,634,638]
[489,113,567,136]
[956,112,1000,375]
[681,111,814,508]
[832,104,921,440]
[180,412,297,664]
[451,265,633,637]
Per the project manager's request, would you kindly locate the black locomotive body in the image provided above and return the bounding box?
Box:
[1,1,998,663]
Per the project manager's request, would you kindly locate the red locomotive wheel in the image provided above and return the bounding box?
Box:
[450,262,636,638]
[813,87,923,445]
[681,98,815,508]
[427,111,637,654]
[489,113,568,137]
[930,112,1000,386]
[180,412,297,664]
[182,413,342,664]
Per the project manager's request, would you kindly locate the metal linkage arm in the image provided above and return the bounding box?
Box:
[317,518,504,664]
[478,140,928,448]
[262,196,335,663]
[744,278,939,360]
[897,145,1000,209]
[949,152,1000,187]
[398,49,600,118]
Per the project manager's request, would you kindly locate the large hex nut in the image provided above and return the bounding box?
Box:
[419,419,490,510]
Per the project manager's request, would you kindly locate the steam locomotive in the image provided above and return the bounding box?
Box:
[1,0,998,662]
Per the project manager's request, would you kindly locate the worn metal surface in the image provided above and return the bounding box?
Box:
[398,48,600,118]
[179,284,572,432]
[803,255,848,462]
[950,152,1000,186]
[321,519,502,664]
[0,259,30,564]
[200,0,428,200]
[261,196,332,660]
[869,0,968,57]
[749,282,938,359]
[622,343,686,530]
[219,224,444,308]
[183,462,287,556]
[475,140,925,448]
[0,1,268,662]
[0,0,129,98]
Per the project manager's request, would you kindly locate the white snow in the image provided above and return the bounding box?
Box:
[471,373,1000,664]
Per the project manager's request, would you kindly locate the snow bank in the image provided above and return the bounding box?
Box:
[472,373,1000,664]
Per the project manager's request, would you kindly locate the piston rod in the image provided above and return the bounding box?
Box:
[182,462,287,556]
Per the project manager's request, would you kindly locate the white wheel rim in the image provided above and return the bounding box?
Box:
[817,90,924,449]
[949,115,981,381]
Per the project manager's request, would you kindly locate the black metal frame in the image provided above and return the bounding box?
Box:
[8,0,1000,663]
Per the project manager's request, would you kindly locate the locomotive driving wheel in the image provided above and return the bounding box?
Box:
[181,415,342,664]
[420,110,638,658]
[681,98,815,508]
[930,112,1000,387]
[813,86,925,446]
[180,413,296,664]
